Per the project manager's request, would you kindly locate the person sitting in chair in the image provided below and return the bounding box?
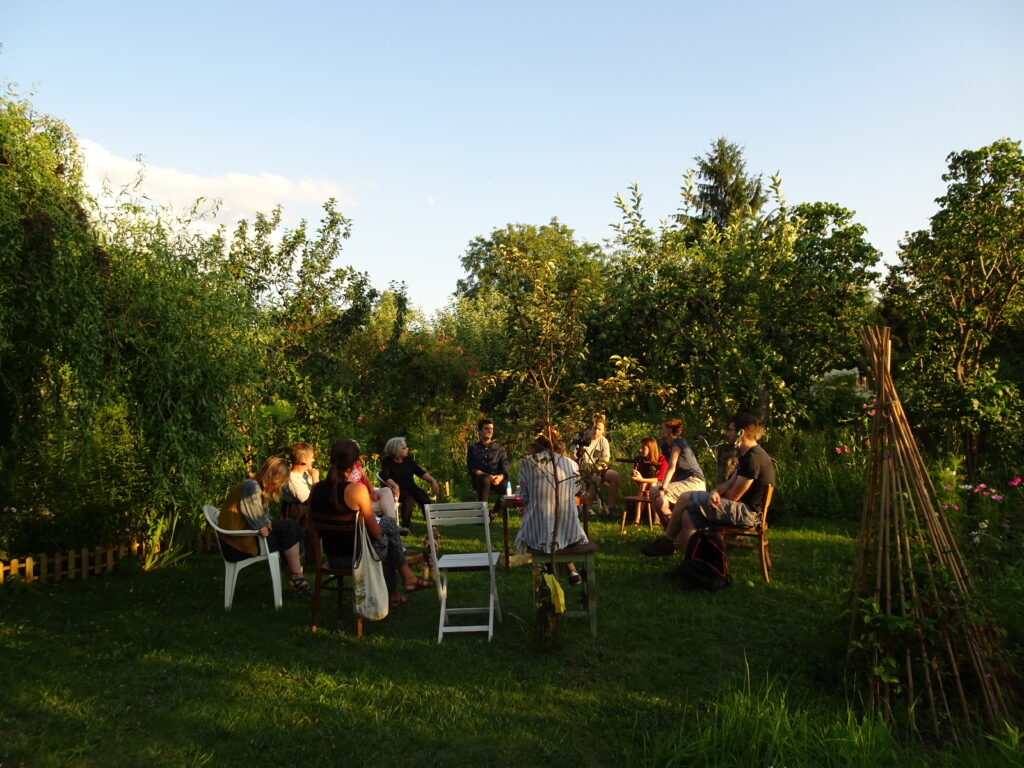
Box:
[649,418,706,526]
[219,456,312,595]
[380,436,441,529]
[467,418,510,512]
[573,415,621,518]
[310,439,431,609]
[514,429,589,585]
[642,412,774,557]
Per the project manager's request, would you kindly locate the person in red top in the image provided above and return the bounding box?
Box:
[627,437,667,525]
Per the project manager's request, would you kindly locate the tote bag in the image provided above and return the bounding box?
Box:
[352,516,389,621]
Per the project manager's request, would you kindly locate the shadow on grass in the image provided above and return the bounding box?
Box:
[0,518,1015,767]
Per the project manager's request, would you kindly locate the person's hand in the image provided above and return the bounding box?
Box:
[631,469,642,482]
[258,526,270,537]
[309,467,320,482]
[491,475,502,486]
[371,489,381,502]
[391,486,400,501]
[709,491,722,508]
[431,481,440,497]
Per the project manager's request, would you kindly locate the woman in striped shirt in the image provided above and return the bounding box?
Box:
[514,431,589,583]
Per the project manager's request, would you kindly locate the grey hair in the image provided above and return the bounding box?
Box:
[384,436,407,459]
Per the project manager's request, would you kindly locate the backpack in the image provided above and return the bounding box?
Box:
[670,530,731,592]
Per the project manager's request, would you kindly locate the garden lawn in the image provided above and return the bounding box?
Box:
[0,518,1018,768]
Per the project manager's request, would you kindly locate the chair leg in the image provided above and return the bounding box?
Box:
[224,562,238,610]
[436,570,448,643]
[645,500,654,531]
[619,506,627,535]
[760,533,771,583]
[268,552,283,608]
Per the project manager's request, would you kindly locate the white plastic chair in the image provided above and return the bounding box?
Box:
[203,504,283,610]
[424,501,502,642]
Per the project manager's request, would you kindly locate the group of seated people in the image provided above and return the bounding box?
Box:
[214,410,774,611]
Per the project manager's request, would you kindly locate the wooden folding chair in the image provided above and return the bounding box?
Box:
[715,485,775,583]
[308,516,363,637]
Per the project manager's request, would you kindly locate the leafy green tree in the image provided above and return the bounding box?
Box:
[883,138,1024,470]
[602,154,879,429]
[0,92,108,448]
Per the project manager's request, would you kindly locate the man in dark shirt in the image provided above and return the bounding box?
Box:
[467,418,510,510]
[643,411,775,556]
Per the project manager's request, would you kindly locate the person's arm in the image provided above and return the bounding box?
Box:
[663,445,681,484]
[467,444,484,477]
[345,481,383,539]
[422,472,441,496]
[238,479,271,531]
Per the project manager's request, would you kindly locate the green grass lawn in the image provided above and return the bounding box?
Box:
[1,517,1019,768]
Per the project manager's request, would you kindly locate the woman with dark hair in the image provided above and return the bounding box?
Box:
[628,437,667,525]
[218,456,312,595]
[310,439,431,609]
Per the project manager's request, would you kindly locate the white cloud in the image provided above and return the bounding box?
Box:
[80,139,358,229]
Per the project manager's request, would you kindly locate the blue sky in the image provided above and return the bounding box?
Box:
[5,0,1023,314]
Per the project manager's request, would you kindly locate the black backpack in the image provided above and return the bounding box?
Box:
[670,530,731,592]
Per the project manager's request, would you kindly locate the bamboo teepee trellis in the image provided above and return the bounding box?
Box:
[848,327,1015,741]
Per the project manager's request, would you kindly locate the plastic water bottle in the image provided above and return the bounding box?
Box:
[506,480,513,496]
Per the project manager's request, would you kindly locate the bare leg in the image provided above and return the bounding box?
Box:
[674,510,700,553]
[283,542,304,577]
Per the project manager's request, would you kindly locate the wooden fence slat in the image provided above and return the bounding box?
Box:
[0,561,5,585]
[106,546,114,572]
[25,557,35,583]
[67,550,76,580]
[40,553,49,584]
[10,559,20,581]
[80,548,88,580]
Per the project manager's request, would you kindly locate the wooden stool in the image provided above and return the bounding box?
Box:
[527,541,598,637]
[620,493,655,534]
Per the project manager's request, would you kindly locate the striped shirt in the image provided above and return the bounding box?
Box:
[514,451,588,554]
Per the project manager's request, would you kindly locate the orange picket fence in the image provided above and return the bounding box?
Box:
[0,528,217,587]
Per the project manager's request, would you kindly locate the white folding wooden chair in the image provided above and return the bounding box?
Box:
[424,501,501,642]
[203,504,283,610]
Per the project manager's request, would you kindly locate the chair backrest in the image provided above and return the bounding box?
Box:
[761,485,775,529]
[308,514,357,572]
[203,503,269,559]
[424,501,492,564]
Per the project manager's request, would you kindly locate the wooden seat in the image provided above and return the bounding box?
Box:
[308,516,363,637]
[619,490,655,534]
[715,485,775,583]
[528,541,598,637]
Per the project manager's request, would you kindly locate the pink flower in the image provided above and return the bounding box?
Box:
[835,447,843,454]
[1009,477,1022,487]
[979,483,987,489]
[953,505,960,511]
[992,494,1003,501]
[867,410,876,416]
[943,484,953,490]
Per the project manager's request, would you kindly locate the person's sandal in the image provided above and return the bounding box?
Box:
[404,577,433,592]
[288,576,314,596]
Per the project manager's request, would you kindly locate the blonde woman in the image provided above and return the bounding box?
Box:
[218,456,313,595]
